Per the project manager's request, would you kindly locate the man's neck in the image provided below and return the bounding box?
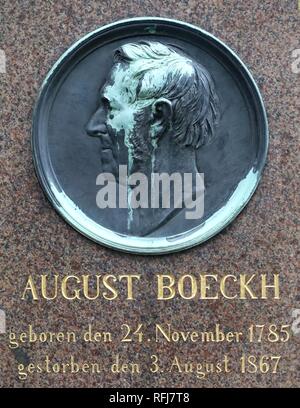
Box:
[126,132,200,236]
[151,132,199,175]
[130,131,199,176]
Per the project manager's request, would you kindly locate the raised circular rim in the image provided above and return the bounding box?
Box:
[32,17,269,255]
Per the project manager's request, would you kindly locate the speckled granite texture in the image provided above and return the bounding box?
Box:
[0,0,299,388]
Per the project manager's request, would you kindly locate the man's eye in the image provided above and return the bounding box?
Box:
[101,97,110,110]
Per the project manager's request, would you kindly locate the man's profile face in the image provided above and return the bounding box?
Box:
[86,62,153,173]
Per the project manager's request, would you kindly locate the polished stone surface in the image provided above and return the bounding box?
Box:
[0,0,299,388]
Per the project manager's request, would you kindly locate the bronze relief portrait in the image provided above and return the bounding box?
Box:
[32,18,268,253]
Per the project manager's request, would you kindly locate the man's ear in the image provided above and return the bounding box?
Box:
[151,98,173,132]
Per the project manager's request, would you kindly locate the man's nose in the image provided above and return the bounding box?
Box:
[86,108,107,136]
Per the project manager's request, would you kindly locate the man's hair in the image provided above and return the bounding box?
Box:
[114,41,219,148]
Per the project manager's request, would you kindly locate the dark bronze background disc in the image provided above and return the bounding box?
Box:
[32,17,268,254]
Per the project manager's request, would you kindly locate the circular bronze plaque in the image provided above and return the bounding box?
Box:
[32,17,268,254]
